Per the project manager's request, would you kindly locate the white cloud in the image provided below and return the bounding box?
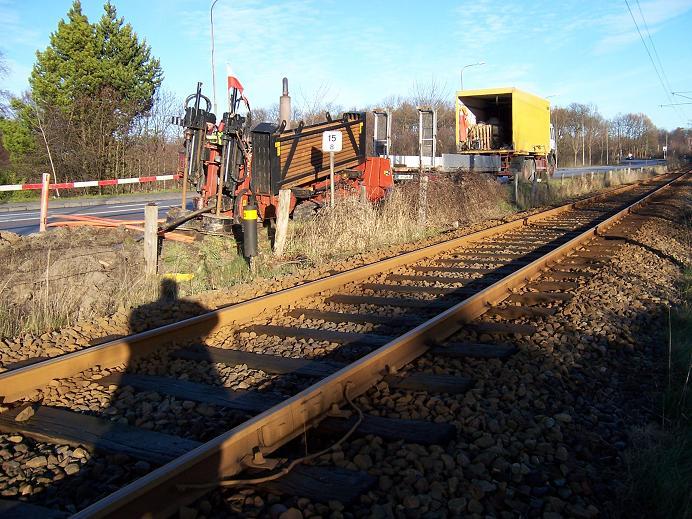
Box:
[0,0,41,48]
[1,57,32,96]
[594,0,692,54]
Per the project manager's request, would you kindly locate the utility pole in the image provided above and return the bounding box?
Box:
[581,113,585,166]
[210,0,220,115]
[605,121,609,165]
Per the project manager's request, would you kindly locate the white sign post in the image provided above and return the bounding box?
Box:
[322,130,342,207]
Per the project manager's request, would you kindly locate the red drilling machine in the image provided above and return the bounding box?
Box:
[168,77,393,257]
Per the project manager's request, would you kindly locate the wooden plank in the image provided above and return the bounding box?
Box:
[325,295,449,309]
[485,306,556,318]
[273,189,291,257]
[359,283,473,296]
[261,465,375,504]
[530,281,579,291]
[452,251,540,258]
[0,405,198,466]
[386,274,470,284]
[172,346,345,378]
[506,291,573,305]
[547,269,593,280]
[572,251,613,259]
[97,373,281,414]
[285,309,419,327]
[436,257,532,266]
[0,499,68,519]
[466,322,536,335]
[412,266,508,274]
[559,257,603,266]
[432,342,517,359]
[244,324,393,346]
[318,414,456,445]
[385,373,473,394]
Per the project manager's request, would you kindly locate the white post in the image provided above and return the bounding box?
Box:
[273,189,291,257]
[329,151,335,208]
[144,203,159,275]
[39,173,50,233]
[418,174,428,226]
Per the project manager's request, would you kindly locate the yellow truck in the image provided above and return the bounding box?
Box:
[455,87,556,179]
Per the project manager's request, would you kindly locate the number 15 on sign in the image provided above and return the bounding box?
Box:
[322,130,342,152]
[322,130,342,207]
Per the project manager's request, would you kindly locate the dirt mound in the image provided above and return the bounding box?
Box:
[0,227,146,337]
[0,231,20,246]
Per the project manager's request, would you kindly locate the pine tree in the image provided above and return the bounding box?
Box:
[27,1,164,180]
[30,1,99,109]
[31,0,162,118]
[95,1,162,116]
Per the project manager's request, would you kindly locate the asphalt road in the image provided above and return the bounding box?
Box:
[557,159,665,178]
[0,193,189,235]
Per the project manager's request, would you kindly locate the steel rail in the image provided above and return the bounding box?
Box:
[72,171,687,518]
[0,174,670,403]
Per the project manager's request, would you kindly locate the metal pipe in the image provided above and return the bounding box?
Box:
[210,0,220,115]
[159,204,215,234]
[279,77,292,129]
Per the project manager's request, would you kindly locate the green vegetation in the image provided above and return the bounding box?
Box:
[512,167,660,210]
[30,1,161,116]
[622,268,692,519]
[160,235,296,295]
[0,1,165,189]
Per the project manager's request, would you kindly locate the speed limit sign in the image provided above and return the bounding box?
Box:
[322,130,343,152]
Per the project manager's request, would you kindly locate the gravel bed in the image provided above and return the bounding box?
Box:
[0,179,661,370]
[0,176,684,516]
[187,180,689,519]
[0,432,146,513]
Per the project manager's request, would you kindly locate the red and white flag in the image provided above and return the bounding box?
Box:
[226,64,244,94]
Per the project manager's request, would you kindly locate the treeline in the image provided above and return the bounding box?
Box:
[0,1,178,191]
[551,104,688,167]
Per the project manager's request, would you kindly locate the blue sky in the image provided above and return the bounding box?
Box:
[1,0,691,129]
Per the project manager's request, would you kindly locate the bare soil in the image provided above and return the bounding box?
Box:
[0,227,147,338]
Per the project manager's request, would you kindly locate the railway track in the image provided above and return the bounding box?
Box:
[0,171,687,518]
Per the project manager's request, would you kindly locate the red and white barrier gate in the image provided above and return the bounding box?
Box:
[0,173,181,192]
[0,173,182,232]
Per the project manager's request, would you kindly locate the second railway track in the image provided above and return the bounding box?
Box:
[0,170,687,517]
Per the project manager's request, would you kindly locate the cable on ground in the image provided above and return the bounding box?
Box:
[177,382,363,491]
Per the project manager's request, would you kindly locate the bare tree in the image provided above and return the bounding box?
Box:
[294,82,341,125]
[0,51,10,117]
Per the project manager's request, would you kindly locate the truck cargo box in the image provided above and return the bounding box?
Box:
[455,87,550,156]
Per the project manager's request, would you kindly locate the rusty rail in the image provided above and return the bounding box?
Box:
[0,174,668,402]
[64,171,687,518]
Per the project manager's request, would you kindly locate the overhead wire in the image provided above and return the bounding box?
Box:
[634,0,687,121]
[623,0,686,125]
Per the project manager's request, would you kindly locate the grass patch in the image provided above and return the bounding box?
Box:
[513,167,662,210]
[621,270,692,518]
[0,242,157,338]
[286,174,509,265]
[159,234,296,294]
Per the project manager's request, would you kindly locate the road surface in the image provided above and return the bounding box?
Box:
[557,159,665,178]
[0,193,190,235]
